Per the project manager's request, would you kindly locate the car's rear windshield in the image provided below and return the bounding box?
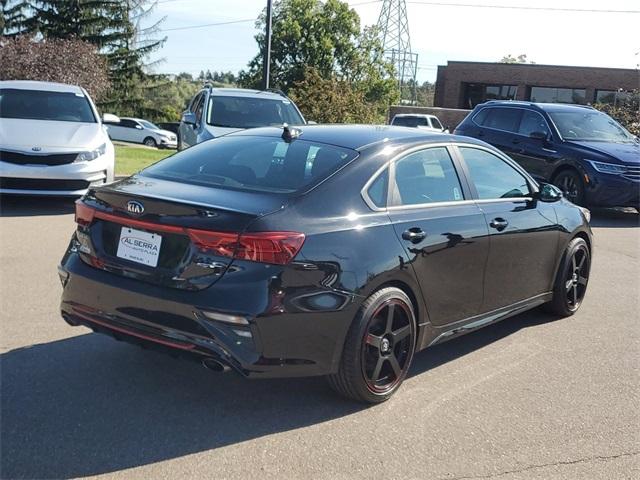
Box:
[392,116,428,127]
[0,88,96,123]
[207,96,304,129]
[143,135,358,194]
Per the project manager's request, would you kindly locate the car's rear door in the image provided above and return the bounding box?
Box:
[455,145,560,311]
[475,106,523,159]
[386,145,489,326]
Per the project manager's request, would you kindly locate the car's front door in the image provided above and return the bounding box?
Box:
[510,109,563,180]
[180,92,203,149]
[456,145,560,312]
[387,145,489,326]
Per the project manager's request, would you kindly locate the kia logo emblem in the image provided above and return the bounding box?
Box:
[126,200,144,215]
[32,146,42,152]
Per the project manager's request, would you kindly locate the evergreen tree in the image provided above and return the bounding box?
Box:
[1,0,31,36]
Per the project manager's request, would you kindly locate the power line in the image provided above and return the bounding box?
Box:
[405,1,640,14]
[160,18,256,32]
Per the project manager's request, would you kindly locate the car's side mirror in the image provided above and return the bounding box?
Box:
[536,183,563,202]
[529,131,548,141]
[135,125,143,130]
[307,120,317,125]
[182,112,197,126]
[103,113,120,124]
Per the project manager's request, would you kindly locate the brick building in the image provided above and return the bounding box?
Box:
[434,61,639,109]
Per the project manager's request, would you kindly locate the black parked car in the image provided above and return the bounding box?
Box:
[59,125,592,403]
[454,101,639,209]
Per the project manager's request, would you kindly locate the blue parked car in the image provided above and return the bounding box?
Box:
[454,101,639,208]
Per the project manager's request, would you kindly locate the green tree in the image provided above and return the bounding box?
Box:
[594,91,640,136]
[239,0,398,123]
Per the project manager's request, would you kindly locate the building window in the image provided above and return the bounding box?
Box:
[529,87,587,104]
[463,84,518,108]
[595,89,631,106]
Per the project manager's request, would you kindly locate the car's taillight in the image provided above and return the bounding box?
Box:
[75,201,95,227]
[73,202,305,265]
[187,229,238,258]
[188,229,305,265]
[235,232,306,265]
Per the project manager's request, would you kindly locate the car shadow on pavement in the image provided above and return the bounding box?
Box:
[1,308,558,479]
[589,207,639,228]
[0,196,76,217]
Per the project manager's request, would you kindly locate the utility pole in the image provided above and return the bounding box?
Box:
[262,0,273,90]
[377,0,418,104]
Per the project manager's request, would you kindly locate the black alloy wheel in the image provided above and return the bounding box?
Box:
[545,237,591,316]
[328,287,416,403]
[553,170,585,206]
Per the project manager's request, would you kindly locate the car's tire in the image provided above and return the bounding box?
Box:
[327,287,417,403]
[544,237,591,317]
[143,137,157,148]
[553,169,585,206]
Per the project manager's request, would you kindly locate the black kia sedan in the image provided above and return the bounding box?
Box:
[59,125,593,403]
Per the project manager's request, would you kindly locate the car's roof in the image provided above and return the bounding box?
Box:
[393,113,435,118]
[208,88,286,100]
[0,80,84,94]
[122,117,152,123]
[230,124,485,151]
[481,100,595,113]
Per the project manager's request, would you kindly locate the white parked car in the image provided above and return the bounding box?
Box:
[0,80,115,196]
[390,113,448,132]
[105,117,177,149]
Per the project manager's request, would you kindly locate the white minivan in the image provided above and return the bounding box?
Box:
[0,80,116,196]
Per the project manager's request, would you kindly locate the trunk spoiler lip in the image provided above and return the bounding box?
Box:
[95,175,290,217]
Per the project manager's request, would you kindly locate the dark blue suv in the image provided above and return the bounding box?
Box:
[455,101,639,208]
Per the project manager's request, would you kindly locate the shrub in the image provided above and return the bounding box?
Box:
[0,35,110,101]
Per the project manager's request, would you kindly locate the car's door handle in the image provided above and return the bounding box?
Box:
[511,138,521,144]
[489,218,509,231]
[402,228,426,243]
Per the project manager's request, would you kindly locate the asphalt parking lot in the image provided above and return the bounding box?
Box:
[1,197,638,480]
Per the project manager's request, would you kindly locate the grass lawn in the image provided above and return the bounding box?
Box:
[114,143,174,176]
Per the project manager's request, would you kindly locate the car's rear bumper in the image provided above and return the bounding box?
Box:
[0,154,114,196]
[58,246,358,379]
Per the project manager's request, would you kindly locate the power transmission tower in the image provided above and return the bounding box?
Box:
[377,0,418,103]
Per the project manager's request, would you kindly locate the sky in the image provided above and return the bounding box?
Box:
[148,0,640,83]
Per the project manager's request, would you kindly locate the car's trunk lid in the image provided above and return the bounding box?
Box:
[76,175,289,290]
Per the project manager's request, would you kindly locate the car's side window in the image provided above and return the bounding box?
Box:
[518,110,550,137]
[366,167,389,208]
[459,147,531,199]
[472,108,490,126]
[194,94,206,125]
[120,119,136,129]
[484,107,521,132]
[430,117,443,130]
[393,147,464,206]
[189,92,202,112]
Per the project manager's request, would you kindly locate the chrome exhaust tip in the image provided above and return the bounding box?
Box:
[202,357,231,373]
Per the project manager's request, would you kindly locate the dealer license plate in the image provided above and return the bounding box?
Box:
[116,227,162,267]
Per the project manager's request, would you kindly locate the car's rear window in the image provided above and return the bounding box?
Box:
[392,116,428,127]
[207,96,304,129]
[0,88,96,123]
[143,135,358,194]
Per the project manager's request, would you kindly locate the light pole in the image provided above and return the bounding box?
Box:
[262,0,273,90]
